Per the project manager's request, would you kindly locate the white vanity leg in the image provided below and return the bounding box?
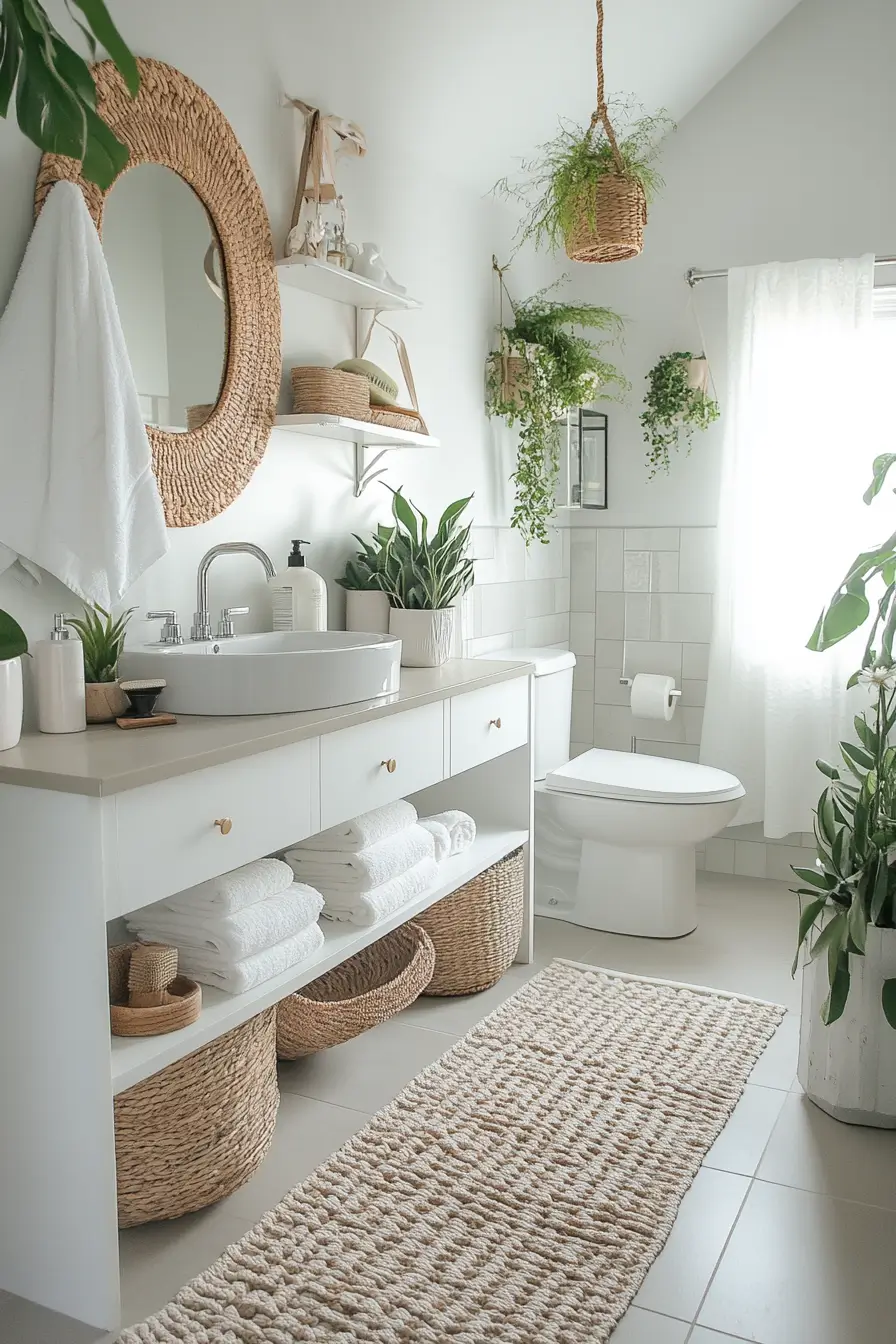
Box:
[0,785,120,1330]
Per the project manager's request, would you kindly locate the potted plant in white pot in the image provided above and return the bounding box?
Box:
[337,526,393,633]
[68,604,133,724]
[640,351,720,479]
[381,488,474,668]
[0,609,28,751]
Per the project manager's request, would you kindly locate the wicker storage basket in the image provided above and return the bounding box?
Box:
[488,351,532,409]
[417,848,525,996]
[276,921,435,1058]
[108,942,201,1037]
[291,366,370,418]
[564,172,647,264]
[114,1008,279,1227]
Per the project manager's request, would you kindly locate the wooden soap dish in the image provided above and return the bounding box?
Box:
[116,712,177,730]
[108,942,201,1036]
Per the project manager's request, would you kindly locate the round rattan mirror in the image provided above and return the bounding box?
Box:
[35,58,280,527]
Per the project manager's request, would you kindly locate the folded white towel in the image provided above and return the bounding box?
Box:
[163,858,295,917]
[169,923,326,995]
[418,817,451,863]
[292,800,417,853]
[127,884,324,961]
[321,856,439,927]
[285,825,435,893]
[424,810,477,856]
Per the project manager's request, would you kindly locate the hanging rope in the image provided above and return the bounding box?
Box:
[588,0,624,173]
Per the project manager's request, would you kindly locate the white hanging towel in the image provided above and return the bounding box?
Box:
[0,181,168,605]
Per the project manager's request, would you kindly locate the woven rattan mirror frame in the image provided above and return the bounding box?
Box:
[35,58,280,527]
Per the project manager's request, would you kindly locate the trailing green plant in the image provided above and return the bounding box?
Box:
[0,0,138,189]
[494,103,673,256]
[336,525,394,592]
[379,488,474,611]
[792,666,896,1028]
[486,289,628,545]
[68,603,132,682]
[0,609,27,661]
[640,352,720,479]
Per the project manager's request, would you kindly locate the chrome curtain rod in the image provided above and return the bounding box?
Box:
[686,257,896,287]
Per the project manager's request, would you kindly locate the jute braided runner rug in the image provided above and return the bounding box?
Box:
[120,960,784,1343]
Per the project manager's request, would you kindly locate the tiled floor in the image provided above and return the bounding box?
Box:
[4,872,896,1342]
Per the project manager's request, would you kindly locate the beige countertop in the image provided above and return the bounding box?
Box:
[0,659,533,797]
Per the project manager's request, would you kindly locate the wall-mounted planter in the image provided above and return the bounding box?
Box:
[389,608,455,668]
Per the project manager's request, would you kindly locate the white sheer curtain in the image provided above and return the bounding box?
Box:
[700,256,878,837]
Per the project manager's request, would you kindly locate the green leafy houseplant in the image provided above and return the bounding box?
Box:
[68,603,132,682]
[0,0,138,189]
[336,525,394,592]
[380,488,473,611]
[0,608,27,661]
[486,292,627,545]
[640,352,720,479]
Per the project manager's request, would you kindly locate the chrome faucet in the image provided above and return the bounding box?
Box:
[191,542,277,642]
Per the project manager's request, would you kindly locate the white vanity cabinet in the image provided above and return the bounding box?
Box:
[0,660,534,1333]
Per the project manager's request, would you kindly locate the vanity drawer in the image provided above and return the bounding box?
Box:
[449,676,530,776]
[107,739,315,917]
[318,702,445,830]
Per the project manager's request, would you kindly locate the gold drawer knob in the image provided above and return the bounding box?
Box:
[214,817,233,835]
[489,717,503,729]
[381,758,397,774]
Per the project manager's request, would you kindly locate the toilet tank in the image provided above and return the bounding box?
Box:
[475,647,575,780]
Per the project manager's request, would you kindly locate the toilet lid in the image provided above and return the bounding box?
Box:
[545,749,745,805]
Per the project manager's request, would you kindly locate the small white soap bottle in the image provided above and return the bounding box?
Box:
[269,540,328,632]
[35,613,86,734]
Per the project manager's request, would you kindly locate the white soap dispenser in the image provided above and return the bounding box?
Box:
[34,613,87,734]
[269,540,328,632]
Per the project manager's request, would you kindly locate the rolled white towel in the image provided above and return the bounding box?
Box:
[171,923,326,995]
[127,884,324,961]
[284,825,434,893]
[321,856,439,927]
[418,816,451,863]
[423,810,476,856]
[162,857,294,916]
[292,800,417,853]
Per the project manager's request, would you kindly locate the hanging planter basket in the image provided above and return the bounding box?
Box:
[565,171,647,264]
[486,348,532,410]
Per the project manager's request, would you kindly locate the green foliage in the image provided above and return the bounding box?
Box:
[0,0,138,189]
[640,352,720,479]
[494,103,674,255]
[808,454,896,658]
[792,672,896,1027]
[336,525,394,592]
[67,603,132,682]
[0,609,27,661]
[486,289,628,545]
[379,488,474,611]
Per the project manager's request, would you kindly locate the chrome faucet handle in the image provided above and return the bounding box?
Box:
[217,606,250,639]
[146,610,184,645]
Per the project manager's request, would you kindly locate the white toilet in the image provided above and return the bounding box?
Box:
[477,649,744,939]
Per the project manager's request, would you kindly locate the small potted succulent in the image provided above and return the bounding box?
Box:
[640,351,720,479]
[337,525,393,633]
[0,609,28,751]
[68,604,134,723]
[381,488,474,667]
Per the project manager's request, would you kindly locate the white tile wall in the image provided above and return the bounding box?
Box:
[461,526,570,659]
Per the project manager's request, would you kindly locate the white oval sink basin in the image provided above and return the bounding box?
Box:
[118,631,402,716]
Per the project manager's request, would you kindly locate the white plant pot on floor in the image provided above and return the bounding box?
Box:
[0,655,24,751]
[345,589,390,634]
[799,927,896,1128]
[389,607,455,668]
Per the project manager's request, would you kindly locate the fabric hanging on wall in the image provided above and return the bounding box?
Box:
[700,255,879,837]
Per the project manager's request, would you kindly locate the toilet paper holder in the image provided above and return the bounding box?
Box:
[619,676,682,698]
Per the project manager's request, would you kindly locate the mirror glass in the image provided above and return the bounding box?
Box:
[102,164,228,433]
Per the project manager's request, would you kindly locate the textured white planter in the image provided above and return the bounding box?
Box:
[345,589,390,634]
[389,607,455,668]
[0,655,24,751]
[799,927,896,1128]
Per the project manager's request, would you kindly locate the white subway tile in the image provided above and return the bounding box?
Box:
[734,842,767,879]
[594,668,631,706]
[623,641,682,678]
[632,711,686,744]
[525,578,556,619]
[593,704,637,750]
[526,612,569,645]
[571,690,596,742]
[469,527,497,561]
[766,845,810,883]
[625,528,680,550]
[642,741,700,763]
[683,707,704,744]
[525,528,563,580]
[650,594,713,643]
[597,529,625,591]
[650,551,680,593]
[682,642,711,680]
[467,633,514,656]
[696,851,707,870]
[681,679,707,707]
[705,839,735,874]
[625,593,652,640]
[594,638,625,669]
[569,611,596,653]
[569,740,592,759]
[624,551,651,592]
[554,576,571,613]
[570,539,597,611]
[595,593,626,640]
[678,528,717,593]
[479,581,527,637]
[494,527,527,582]
[573,655,595,693]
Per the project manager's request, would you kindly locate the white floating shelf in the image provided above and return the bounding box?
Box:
[110,826,528,1095]
[274,413,439,449]
[275,255,420,310]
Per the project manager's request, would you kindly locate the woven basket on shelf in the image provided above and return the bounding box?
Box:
[416,848,525,996]
[276,921,435,1058]
[114,1008,279,1227]
[108,942,201,1037]
[564,172,646,264]
[291,366,370,418]
[367,404,428,434]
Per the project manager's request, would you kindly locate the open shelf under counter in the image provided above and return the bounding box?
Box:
[110,824,528,1095]
[275,255,420,310]
[273,413,439,449]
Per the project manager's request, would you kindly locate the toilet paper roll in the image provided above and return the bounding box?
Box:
[630,673,678,722]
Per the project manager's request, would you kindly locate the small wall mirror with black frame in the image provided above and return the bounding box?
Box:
[555,408,609,511]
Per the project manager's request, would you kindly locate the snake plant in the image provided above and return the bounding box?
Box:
[68,603,133,682]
